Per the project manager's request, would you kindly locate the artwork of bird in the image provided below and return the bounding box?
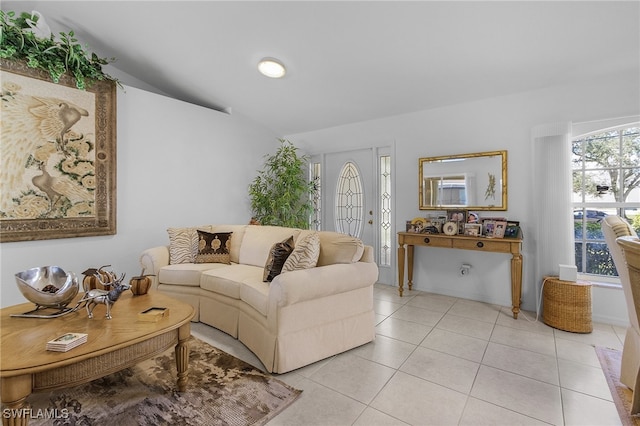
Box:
[31,161,93,213]
[1,80,93,216]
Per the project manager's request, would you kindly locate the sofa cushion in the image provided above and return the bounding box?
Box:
[283,231,320,272]
[158,262,225,286]
[263,236,295,282]
[240,280,270,317]
[239,225,300,267]
[316,231,365,266]
[195,230,232,264]
[167,226,213,264]
[200,264,260,299]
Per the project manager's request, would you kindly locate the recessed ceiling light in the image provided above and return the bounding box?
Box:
[258,58,286,78]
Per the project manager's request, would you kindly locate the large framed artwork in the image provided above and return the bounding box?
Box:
[0,59,117,242]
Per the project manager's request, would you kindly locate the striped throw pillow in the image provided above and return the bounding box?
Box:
[282,232,320,272]
[167,227,198,264]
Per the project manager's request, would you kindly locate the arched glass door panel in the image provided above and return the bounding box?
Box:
[335,161,364,238]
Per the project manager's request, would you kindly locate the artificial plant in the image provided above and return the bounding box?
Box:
[0,10,119,89]
[249,139,317,229]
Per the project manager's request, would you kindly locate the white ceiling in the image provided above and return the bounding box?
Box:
[4,1,639,135]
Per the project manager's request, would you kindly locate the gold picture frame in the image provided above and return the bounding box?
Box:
[0,59,117,242]
[419,150,507,211]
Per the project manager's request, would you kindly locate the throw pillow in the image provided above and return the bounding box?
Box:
[195,231,232,264]
[167,227,198,264]
[263,236,295,282]
[282,232,320,272]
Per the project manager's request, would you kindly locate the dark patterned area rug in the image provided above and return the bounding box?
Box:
[27,337,302,426]
[596,346,640,426]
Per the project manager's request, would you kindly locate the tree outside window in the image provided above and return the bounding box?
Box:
[572,126,640,277]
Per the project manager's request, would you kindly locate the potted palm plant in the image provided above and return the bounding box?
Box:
[249,139,317,229]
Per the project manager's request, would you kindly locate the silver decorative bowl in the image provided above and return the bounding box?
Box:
[15,266,79,308]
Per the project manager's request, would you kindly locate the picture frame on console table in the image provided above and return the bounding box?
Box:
[464,223,482,236]
[0,59,117,242]
[447,210,467,234]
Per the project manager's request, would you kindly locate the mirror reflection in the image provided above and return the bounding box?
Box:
[419,151,507,210]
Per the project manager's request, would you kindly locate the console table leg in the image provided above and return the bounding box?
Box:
[175,323,190,392]
[397,244,405,296]
[407,245,415,291]
[1,375,31,426]
[511,253,523,319]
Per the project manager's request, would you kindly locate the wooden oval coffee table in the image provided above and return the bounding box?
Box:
[1,291,195,425]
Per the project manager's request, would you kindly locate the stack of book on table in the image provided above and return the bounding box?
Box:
[46,332,88,352]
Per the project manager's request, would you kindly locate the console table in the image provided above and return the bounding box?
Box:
[397,232,523,318]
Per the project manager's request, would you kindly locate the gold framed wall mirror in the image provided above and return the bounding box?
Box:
[419,150,507,210]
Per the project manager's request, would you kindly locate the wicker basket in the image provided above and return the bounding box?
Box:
[542,276,592,333]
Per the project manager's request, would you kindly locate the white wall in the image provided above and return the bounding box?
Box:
[0,86,278,307]
[287,71,640,325]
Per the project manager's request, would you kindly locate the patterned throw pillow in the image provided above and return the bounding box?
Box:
[282,232,320,272]
[263,236,295,282]
[167,227,198,264]
[195,231,233,264]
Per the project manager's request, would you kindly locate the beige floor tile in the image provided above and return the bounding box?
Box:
[376,316,433,345]
[353,407,410,426]
[554,326,624,351]
[400,346,480,393]
[407,292,457,312]
[374,285,413,305]
[459,397,549,425]
[374,298,404,316]
[350,334,416,369]
[310,352,396,404]
[436,313,495,340]
[375,313,387,325]
[470,365,563,425]
[496,308,555,336]
[420,328,489,363]
[370,371,467,425]
[482,342,559,385]
[390,304,445,326]
[266,377,365,426]
[287,355,336,378]
[561,388,622,426]
[555,337,602,367]
[490,324,556,356]
[194,283,625,426]
[557,358,612,400]
[448,299,501,323]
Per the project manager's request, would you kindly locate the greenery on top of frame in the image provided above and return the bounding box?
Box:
[0,10,120,90]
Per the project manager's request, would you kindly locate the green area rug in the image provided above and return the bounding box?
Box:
[27,337,302,426]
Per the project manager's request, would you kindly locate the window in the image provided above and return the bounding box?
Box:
[379,155,391,266]
[572,125,640,278]
[309,162,321,230]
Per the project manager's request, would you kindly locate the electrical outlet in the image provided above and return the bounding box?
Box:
[460,264,471,276]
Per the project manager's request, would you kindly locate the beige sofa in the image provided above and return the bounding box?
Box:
[140,224,378,373]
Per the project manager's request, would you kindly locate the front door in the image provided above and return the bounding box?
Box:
[323,148,375,246]
[311,146,394,285]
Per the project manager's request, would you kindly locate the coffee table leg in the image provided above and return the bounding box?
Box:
[2,375,32,426]
[175,323,190,392]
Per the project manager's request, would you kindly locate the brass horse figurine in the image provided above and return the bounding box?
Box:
[79,272,129,319]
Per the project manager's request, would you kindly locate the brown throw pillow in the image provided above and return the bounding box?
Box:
[195,231,232,264]
[263,236,295,282]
